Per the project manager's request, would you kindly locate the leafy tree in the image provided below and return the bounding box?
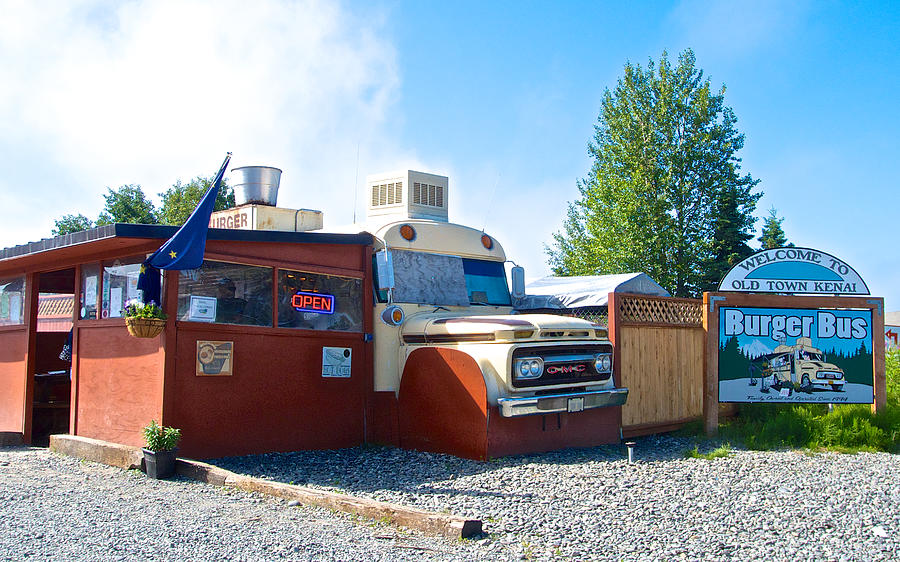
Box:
[52,214,94,236]
[158,176,234,226]
[96,184,158,225]
[700,185,760,291]
[758,206,791,249]
[547,49,761,297]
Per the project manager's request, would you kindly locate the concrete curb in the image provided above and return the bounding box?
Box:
[49,434,143,469]
[48,435,482,540]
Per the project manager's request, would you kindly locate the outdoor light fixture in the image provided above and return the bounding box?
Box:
[399,224,416,241]
[626,441,636,463]
[481,234,493,249]
[381,305,404,326]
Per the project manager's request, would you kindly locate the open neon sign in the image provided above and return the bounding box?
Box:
[292,291,335,315]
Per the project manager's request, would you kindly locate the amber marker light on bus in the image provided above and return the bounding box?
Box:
[481,234,493,249]
[399,224,416,241]
[381,305,405,326]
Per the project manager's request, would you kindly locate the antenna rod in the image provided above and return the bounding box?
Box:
[352,143,360,225]
[482,172,501,232]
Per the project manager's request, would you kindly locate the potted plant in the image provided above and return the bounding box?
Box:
[124,300,167,338]
[142,420,181,479]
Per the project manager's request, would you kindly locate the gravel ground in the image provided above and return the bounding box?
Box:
[214,435,900,561]
[0,446,502,561]
[4,437,899,561]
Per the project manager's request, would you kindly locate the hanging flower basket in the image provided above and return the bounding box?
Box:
[125,317,166,338]
[124,300,167,338]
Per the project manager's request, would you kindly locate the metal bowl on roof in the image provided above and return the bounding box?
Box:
[230,166,282,206]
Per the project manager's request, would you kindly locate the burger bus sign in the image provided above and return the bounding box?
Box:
[716,247,875,405]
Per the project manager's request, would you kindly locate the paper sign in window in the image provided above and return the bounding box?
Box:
[189,296,217,322]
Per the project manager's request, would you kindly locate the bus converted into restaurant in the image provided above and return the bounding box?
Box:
[0,167,630,460]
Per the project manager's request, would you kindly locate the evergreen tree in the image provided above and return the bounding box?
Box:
[701,184,760,291]
[547,49,761,297]
[719,335,751,380]
[758,206,791,249]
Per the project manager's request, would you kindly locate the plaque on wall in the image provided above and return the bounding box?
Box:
[322,347,352,378]
[197,341,234,376]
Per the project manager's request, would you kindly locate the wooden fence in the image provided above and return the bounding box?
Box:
[608,293,705,436]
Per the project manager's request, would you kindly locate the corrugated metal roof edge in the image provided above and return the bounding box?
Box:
[0,223,374,262]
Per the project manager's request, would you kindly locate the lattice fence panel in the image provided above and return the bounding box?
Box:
[567,308,608,327]
[618,296,702,327]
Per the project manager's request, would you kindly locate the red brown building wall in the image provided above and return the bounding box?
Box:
[169,324,366,459]
[75,324,165,447]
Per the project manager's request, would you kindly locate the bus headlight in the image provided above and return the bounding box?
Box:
[594,353,612,373]
[515,358,543,379]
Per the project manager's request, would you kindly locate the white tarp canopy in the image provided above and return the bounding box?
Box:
[887,311,900,327]
[516,273,670,310]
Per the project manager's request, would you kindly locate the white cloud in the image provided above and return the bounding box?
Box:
[667,0,809,60]
[0,0,403,243]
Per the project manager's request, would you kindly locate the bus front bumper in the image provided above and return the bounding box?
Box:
[497,388,629,417]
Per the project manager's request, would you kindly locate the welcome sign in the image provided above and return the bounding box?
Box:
[718,306,874,404]
[719,247,868,295]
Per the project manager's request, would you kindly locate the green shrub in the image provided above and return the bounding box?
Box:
[142,420,181,451]
[886,348,899,405]
[713,348,900,453]
[722,402,900,453]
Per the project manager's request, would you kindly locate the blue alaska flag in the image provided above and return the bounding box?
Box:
[137,153,232,303]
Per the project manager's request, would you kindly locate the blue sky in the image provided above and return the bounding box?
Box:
[1,1,897,309]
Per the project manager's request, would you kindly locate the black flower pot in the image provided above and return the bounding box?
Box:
[143,448,178,479]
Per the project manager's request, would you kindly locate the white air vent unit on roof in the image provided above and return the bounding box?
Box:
[366,170,448,224]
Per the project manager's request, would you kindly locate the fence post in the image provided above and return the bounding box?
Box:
[872,297,886,415]
[702,292,718,436]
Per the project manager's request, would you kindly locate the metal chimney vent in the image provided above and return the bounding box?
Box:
[231,166,282,206]
[365,170,449,224]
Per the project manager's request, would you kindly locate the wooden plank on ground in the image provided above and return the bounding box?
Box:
[48,434,482,540]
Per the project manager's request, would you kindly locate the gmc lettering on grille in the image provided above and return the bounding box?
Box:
[546,364,586,375]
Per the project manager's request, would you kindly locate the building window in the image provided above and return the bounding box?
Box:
[277,270,363,332]
[0,277,25,326]
[80,264,101,320]
[102,256,146,319]
[177,261,273,326]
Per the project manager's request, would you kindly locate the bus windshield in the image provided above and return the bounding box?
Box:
[382,250,511,306]
[462,258,511,306]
